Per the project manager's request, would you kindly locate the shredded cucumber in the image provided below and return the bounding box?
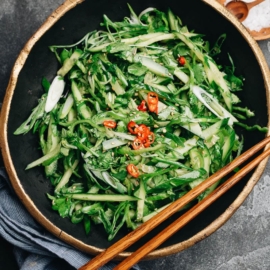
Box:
[14,5,267,240]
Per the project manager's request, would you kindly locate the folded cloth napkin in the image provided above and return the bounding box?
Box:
[0,168,141,270]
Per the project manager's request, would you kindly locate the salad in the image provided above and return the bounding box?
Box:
[14,5,267,241]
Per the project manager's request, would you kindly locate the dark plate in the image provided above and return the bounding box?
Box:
[1,0,270,259]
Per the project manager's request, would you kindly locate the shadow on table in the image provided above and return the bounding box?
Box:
[0,237,18,270]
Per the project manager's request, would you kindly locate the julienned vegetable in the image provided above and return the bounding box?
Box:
[14,5,267,241]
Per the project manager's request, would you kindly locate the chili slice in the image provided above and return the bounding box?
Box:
[137,100,148,111]
[127,121,155,149]
[144,132,155,147]
[127,121,139,134]
[147,92,159,114]
[132,138,145,150]
[127,164,140,178]
[136,124,150,142]
[103,120,117,128]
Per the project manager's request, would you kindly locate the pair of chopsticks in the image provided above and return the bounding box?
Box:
[79,135,270,270]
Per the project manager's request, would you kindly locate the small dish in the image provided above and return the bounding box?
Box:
[217,0,270,40]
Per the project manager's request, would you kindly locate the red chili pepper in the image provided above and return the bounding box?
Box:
[136,124,150,142]
[147,92,159,114]
[177,56,186,66]
[127,164,140,178]
[127,121,155,149]
[132,138,145,150]
[127,121,139,134]
[103,120,117,128]
[137,100,148,112]
[143,132,155,148]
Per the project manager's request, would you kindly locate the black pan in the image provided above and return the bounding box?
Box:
[1,0,270,260]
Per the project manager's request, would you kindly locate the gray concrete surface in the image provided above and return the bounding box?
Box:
[1,1,270,269]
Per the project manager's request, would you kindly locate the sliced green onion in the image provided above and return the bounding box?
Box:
[45,76,65,113]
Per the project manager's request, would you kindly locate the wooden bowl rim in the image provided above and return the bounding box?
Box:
[1,0,270,259]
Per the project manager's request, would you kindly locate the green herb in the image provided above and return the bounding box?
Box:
[14,5,267,241]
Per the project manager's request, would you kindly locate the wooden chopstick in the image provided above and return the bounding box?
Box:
[79,136,270,270]
[114,140,270,269]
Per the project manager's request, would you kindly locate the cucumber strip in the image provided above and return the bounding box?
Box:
[201,118,229,140]
[25,143,61,170]
[189,147,211,189]
[110,80,125,95]
[122,32,164,44]
[173,137,197,156]
[44,115,60,176]
[101,171,127,194]
[88,33,163,52]
[68,194,139,202]
[174,68,189,84]
[135,33,175,47]
[102,138,128,151]
[55,159,79,193]
[182,122,203,137]
[134,55,173,79]
[146,82,172,93]
[57,49,83,77]
[136,179,146,222]
[203,56,233,111]
[71,80,92,119]
[112,131,136,141]
[59,93,74,119]
[189,148,204,170]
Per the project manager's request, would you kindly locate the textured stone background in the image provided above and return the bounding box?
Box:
[0,1,270,269]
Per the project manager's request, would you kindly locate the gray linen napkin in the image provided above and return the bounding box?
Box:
[0,168,141,270]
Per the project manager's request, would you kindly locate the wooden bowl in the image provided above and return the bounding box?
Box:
[1,0,270,260]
